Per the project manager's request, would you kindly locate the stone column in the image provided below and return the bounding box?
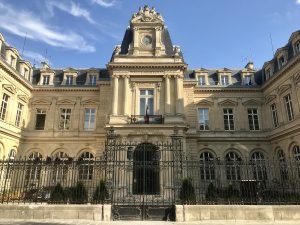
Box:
[112,75,119,115]
[175,75,184,115]
[164,75,170,114]
[123,75,129,115]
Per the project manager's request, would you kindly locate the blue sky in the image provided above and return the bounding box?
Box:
[0,0,300,70]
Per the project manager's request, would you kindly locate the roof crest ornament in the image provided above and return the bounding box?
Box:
[131,5,164,23]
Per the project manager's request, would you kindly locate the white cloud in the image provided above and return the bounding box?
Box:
[0,2,95,53]
[47,1,96,24]
[22,50,50,65]
[92,0,117,8]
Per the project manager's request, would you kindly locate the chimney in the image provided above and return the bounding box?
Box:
[245,62,254,70]
[41,61,50,69]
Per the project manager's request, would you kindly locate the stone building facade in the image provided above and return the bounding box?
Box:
[0,6,300,195]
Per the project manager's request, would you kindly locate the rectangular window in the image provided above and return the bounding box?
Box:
[284,94,294,121]
[0,94,9,120]
[265,68,271,79]
[296,40,300,53]
[223,108,234,130]
[279,56,286,67]
[66,75,73,85]
[220,75,229,85]
[43,75,50,85]
[23,68,29,78]
[84,108,96,130]
[15,103,23,127]
[139,89,154,115]
[197,75,206,86]
[248,108,260,130]
[88,75,97,85]
[244,75,252,85]
[59,108,71,130]
[35,109,46,130]
[198,108,209,130]
[270,104,279,128]
[10,55,16,67]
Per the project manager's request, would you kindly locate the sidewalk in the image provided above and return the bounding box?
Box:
[0,220,300,225]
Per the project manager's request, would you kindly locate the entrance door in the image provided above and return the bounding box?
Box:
[133,143,159,195]
[109,141,178,221]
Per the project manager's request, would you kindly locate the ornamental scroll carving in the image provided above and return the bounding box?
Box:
[131,5,164,23]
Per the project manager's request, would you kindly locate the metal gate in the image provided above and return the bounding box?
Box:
[105,129,183,221]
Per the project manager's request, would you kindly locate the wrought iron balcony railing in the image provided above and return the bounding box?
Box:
[130,115,164,124]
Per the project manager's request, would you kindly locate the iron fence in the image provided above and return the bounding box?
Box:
[1,157,300,205]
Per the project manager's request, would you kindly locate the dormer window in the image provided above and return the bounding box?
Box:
[197,75,206,86]
[244,75,252,85]
[10,55,16,67]
[295,40,300,53]
[265,68,272,79]
[279,55,286,67]
[42,75,50,85]
[220,75,229,85]
[66,75,73,86]
[88,75,97,85]
[23,68,29,78]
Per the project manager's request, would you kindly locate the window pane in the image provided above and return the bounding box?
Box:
[140,98,146,115]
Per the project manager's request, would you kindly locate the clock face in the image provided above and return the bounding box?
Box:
[142,35,152,46]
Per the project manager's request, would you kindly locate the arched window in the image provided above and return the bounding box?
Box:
[25,152,43,186]
[5,149,16,179]
[52,151,69,184]
[251,151,267,181]
[78,151,94,180]
[8,149,16,160]
[293,145,300,178]
[277,149,288,180]
[199,151,215,180]
[225,151,241,180]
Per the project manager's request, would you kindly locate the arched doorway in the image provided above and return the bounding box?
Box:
[133,143,160,195]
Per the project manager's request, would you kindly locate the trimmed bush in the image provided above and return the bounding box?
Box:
[179,177,196,204]
[93,180,109,204]
[50,183,65,203]
[68,182,88,204]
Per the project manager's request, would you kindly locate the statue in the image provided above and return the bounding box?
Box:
[174,46,181,56]
[113,45,121,56]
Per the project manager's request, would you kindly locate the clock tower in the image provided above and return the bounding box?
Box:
[128,5,166,56]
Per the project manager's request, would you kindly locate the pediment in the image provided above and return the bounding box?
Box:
[0,33,5,42]
[218,99,238,107]
[294,73,300,84]
[278,84,291,95]
[242,99,262,106]
[131,6,164,24]
[2,84,17,94]
[275,47,288,57]
[57,99,76,105]
[195,99,214,106]
[30,99,51,105]
[217,68,232,73]
[265,94,276,104]
[289,30,300,42]
[81,99,99,105]
[6,47,20,57]
[17,95,29,103]
[40,68,55,74]
[19,60,31,68]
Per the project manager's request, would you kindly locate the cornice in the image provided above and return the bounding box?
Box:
[108,63,187,69]
[192,86,262,93]
[32,86,99,92]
